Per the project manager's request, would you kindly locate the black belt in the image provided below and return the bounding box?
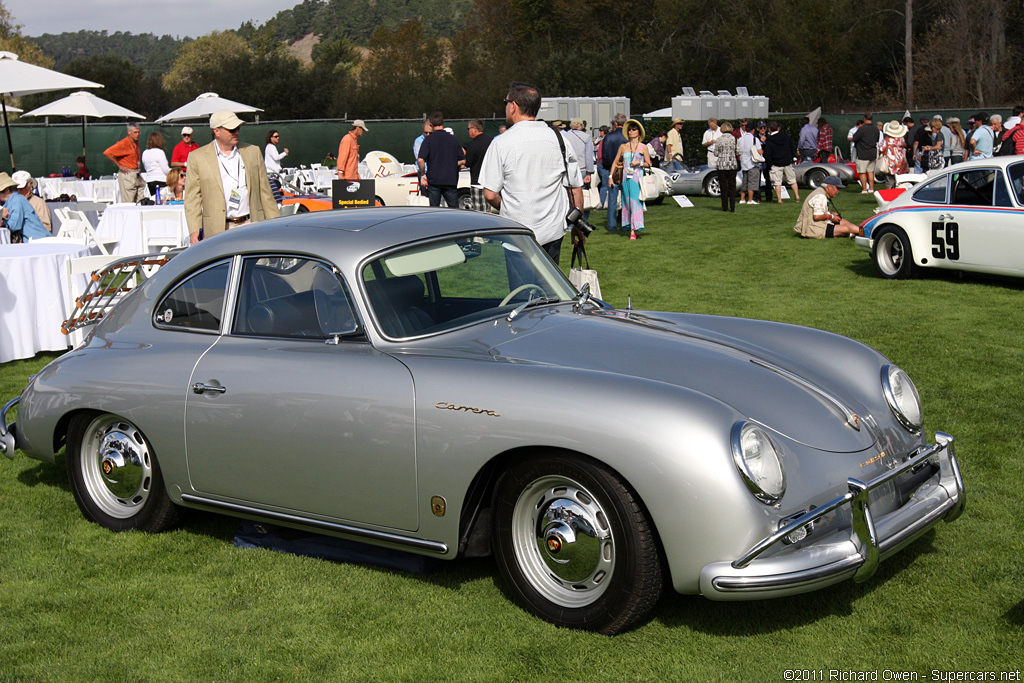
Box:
[226,215,250,224]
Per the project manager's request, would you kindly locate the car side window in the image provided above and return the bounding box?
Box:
[950,169,995,206]
[232,256,357,340]
[913,174,948,204]
[154,260,230,332]
[1003,163,1024,206]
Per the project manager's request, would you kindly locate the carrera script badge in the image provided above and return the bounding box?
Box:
[435,402,500,417]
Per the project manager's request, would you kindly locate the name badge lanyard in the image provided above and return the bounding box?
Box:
[218,152,244,212]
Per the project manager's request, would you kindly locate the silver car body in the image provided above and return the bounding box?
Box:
[2,208,963,628]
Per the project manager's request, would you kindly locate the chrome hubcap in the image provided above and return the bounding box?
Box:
[512,475,614,608]
[81,416,153,518]
[878,234,903,274]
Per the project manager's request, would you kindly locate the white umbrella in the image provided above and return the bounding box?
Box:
[0,51,103,170]
[806,106,822,127]
[22,91,144,159]
[155,92,263,123]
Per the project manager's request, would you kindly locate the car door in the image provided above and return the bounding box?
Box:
[930,167,1024,273]
[183,255,419,531]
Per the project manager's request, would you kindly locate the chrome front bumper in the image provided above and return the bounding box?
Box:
[853,235,873,253]
[700,432,965,600]
[1,396,19,459]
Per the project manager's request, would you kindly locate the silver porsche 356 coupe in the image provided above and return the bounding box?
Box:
[1,208,964,634]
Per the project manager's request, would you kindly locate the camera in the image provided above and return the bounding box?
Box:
[566,207,594,236]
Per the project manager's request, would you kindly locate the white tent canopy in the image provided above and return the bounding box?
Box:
[0,51,103,170]
[23,91,144,159]
[156,92,263,123]
[642,107,672,119]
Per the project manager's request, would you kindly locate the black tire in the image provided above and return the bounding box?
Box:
[66,413,180,532]
[374,195,385,207]
[806,168,828,188]
[457,188,473,211]
[296,204,310,213]
[704,175,721,197]
[872,226,917,279]
[492,453,663,634]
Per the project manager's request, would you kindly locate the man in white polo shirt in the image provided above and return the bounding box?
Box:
[480,81,584,265]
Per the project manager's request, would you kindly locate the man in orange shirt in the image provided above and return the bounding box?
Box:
[336,120,368,180]
[103,122,145,203]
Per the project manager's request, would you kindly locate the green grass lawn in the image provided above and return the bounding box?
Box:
[2,192,1022,681]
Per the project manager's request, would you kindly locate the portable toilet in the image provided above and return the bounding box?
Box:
[672,87,701,120]
[752,96,770,119]
[717,90,736,120]
[735,87,754,119]
[699,91,718,120]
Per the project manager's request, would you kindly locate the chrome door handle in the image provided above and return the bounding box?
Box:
[938,213,954,221]
[192,383,226,395]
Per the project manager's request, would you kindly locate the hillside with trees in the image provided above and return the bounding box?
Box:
[5,0,1022,123]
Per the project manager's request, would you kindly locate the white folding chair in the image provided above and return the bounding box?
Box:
[140,210,186,276]
[65,254,125,347]
[92,181,118,203]
[64,209,115,255]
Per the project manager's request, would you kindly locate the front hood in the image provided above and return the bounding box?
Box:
[486,307,883,453]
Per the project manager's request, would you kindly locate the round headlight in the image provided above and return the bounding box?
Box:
[731,421,785,503]
[882,365,923,432]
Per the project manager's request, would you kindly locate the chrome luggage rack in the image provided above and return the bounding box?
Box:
[61,250,184,335]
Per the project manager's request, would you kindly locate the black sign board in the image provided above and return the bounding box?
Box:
[332,179,376,210]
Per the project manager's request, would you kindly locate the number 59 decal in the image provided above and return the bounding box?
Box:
[931,222,960,260]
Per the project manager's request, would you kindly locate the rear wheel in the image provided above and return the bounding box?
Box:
[872,226,917,279]
[492,453,663,634]
[806,168,828,188]
[457,188,473,210]
[66,413,180,532]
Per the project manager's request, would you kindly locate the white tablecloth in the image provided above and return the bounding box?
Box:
[35,178,119,202]
[0,240,91,364]
[95,205,188,256]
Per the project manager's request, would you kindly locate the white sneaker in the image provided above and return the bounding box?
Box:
[739,200,747,204]
[749,200,759,205]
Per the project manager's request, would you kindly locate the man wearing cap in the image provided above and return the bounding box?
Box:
[0,172,49,242]
[11,171,51,233]
[103,122,145,203]
[794,176,862,239]
[479,81,584,264]
[969,112,995,159]
[336,120,368,181]
[665,118,684,161]
[184,110,279,245]
[171,127,198,169]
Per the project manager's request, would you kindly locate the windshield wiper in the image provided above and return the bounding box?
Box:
[506,296,560,321]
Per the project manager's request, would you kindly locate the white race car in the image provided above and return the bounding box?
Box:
[361,150,472,209]
[855,156,1024,279]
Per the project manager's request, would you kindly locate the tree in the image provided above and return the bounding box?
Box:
[162,31,254,104]
[58,54,170,120]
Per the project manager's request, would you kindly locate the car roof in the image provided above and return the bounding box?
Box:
[164,207,532,276]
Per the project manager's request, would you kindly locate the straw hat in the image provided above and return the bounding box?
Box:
[0,172,16,192]
[883,120,907,138]
[624,118,645,140]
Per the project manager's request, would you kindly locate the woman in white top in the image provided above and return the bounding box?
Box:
[141,132,172,197]
[264,130,289,175]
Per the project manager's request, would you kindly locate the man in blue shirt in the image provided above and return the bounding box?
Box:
[0,172,49,242]
[797,117,819,162]
[417,112,465,208]
[969,112,995,159]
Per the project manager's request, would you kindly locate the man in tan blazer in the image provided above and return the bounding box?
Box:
[185,110,280,244]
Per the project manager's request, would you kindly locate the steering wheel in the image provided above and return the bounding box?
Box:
[500,283,545,307]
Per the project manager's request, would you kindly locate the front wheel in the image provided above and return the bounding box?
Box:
[66,413,180,532]
[872,226,917,279]
[492,453,663,634]
[806,168,828,188]
[704,174,721,197]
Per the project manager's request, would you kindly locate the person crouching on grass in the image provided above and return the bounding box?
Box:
[793,177,863,239]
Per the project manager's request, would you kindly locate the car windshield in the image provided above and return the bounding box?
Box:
[361,233,577,338]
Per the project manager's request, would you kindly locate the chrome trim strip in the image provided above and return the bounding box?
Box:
[732,437,951,570]
[713,556,862,591]
[1,396,20,459]
[180,494,449,553]
[750,359,861,431]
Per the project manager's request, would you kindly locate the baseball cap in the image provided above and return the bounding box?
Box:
[821,176,845,189]
[11,170,32,189]
[210,110,244,130]
[181,126,193,135]
[352,119,369,131]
